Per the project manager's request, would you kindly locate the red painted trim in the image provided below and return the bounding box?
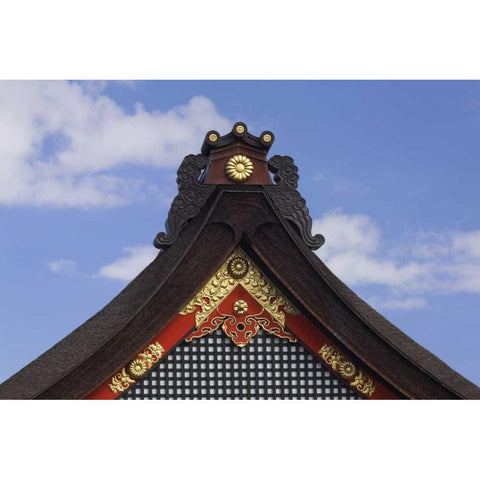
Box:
[285,313,399,399]
[87,312,196,399]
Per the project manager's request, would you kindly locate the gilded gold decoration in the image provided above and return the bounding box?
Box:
[339,361,356,379]
[109,342,165,394]
[227,257,248,279]
[185,316,224,342]
[128,359,148,379]
[225,155,254,183]
[235,124,245,134]
[319,345,344,370]
[319,344,375,396]
[223,315,258,347]
[187,308,297,346]
[147,342,165,359]
[233,299,248,315]
[262,133,272,143]
[351,371,375,396]
[208,133,218,142]
[180,248,299,328]
[109,368,135,394]
[256,315,296,343]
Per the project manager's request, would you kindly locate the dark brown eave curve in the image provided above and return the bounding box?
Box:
[249,220,480,399]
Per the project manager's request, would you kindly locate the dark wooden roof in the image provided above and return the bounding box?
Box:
[1,124,479,399]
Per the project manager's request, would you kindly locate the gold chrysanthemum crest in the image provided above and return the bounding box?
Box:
[227,256,248,279]
[225,155,254,183]
[128,359,148,379]
[339,361,357,379]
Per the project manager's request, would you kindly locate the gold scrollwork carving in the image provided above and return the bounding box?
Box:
[180,248,299,328]
[319,344,344,370]
[109,342,165,393]
[319,344,375,397]
[109,368,135,394]
[351,370,375,396]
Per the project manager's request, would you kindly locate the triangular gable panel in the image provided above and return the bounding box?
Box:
[88,249,397,399]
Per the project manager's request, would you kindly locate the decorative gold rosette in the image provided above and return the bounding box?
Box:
[233,299,248,315]
[339,361,357,379]
[225,155,254,182]
[227,257,248,279]
[128,359,148,379]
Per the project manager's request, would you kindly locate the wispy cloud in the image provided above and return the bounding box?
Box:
[47,258,77,275]
[313,171,370,195]
[367,296,427,311]
[97,245,157,281]
[0,81,231,208]
[313,211,480,309]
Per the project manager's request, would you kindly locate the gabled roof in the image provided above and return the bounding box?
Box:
[1,123,479,399]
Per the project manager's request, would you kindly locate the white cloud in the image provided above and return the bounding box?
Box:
[93,212,480,307]
[98,245,157,281]
[0,81,231,208]
[47,258,76,275]
[368,296,427,311]
[452,231,480,258]
[313,211,480,309]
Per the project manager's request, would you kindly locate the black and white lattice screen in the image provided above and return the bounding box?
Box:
[119,328,361,400]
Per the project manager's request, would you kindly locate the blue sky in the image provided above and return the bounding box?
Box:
[1,80,479,386]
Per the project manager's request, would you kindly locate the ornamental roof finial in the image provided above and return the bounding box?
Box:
[201,122,274,185]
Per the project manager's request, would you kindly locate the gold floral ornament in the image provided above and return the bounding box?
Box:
[233,299,248,315]
[225,155,254,183]
[319,344,375,396]
[227,257,248,279]
[339,361,356,379]
[109,342,165,394]
[128,359,148,379]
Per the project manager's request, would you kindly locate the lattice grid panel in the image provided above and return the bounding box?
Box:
[119,328,361,400]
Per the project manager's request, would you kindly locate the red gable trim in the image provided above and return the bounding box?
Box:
[88,286,399,400]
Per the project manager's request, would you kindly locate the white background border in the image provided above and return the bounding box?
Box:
[1,1,479,478]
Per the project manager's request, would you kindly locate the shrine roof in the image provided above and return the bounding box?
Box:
[1,123,478,399]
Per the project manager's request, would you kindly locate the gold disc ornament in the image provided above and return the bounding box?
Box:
[128,359,148,379]
[233,299,249,315]
[225,155,254,183]
[227,256,248,279]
